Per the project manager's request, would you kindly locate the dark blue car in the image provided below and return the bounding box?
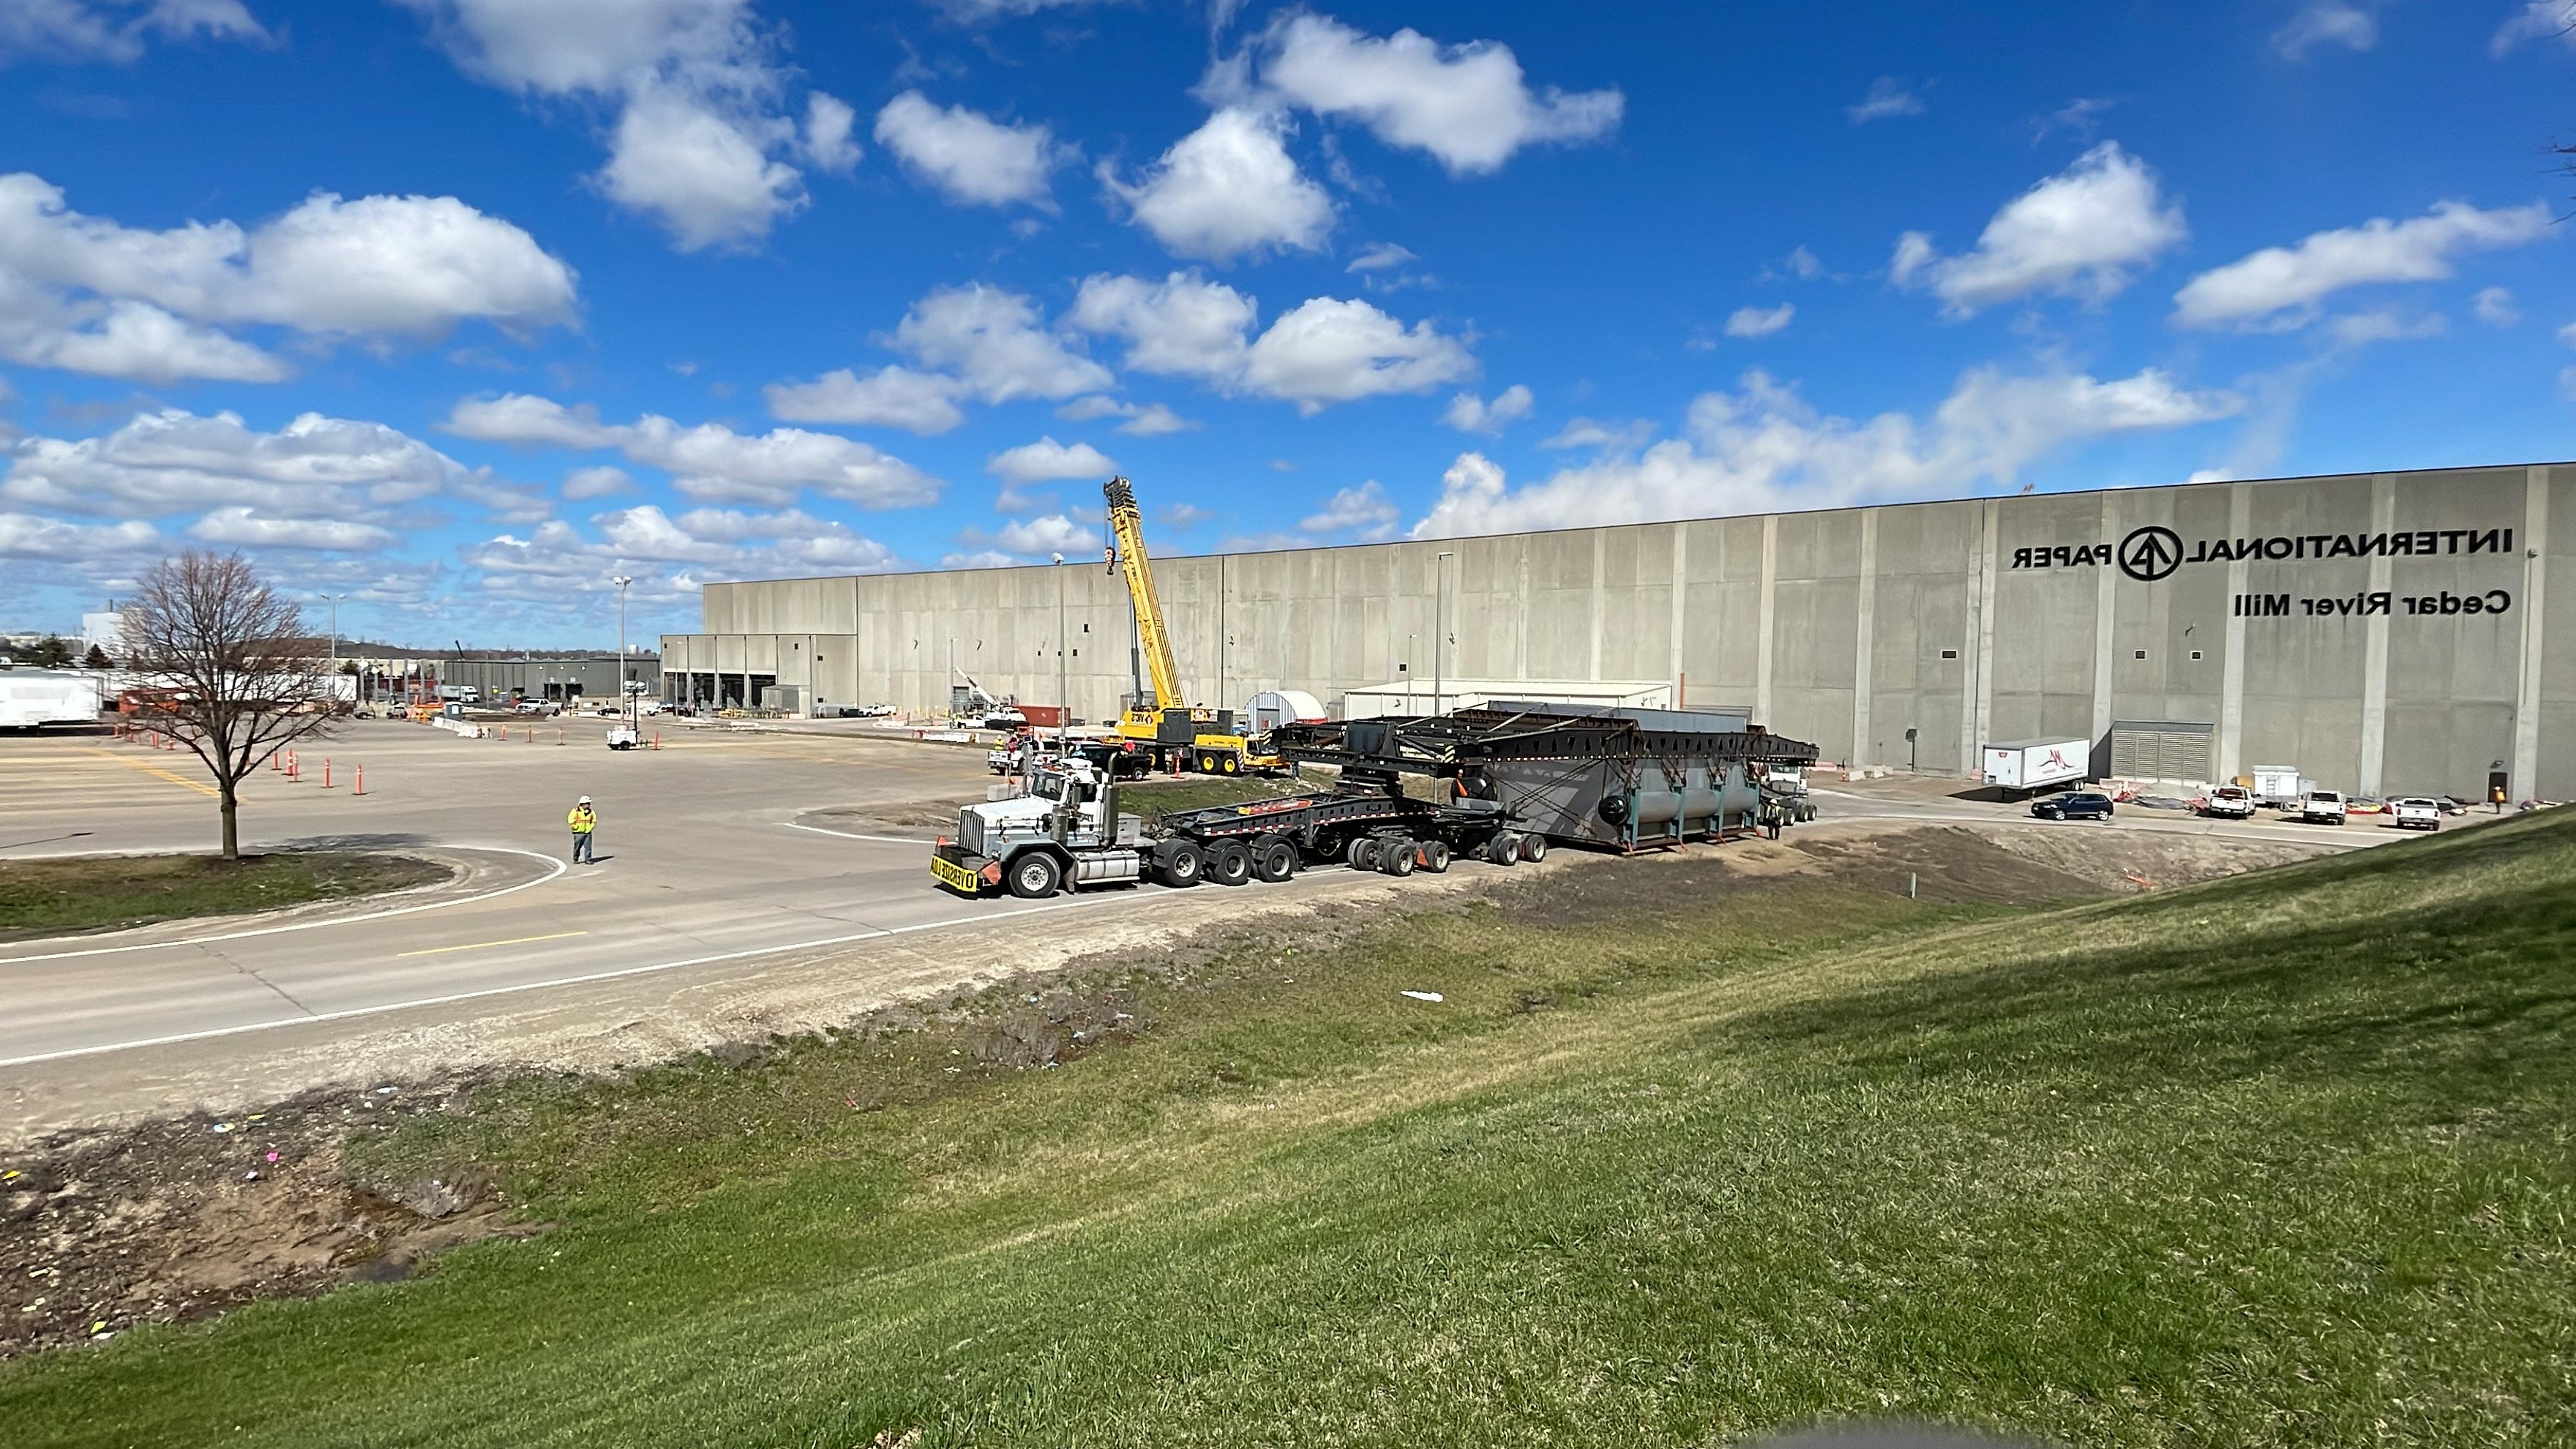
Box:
[2031,791,2116,821]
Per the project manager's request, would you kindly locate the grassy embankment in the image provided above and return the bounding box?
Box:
[5,816,2571,1447]
[0,853,447,941]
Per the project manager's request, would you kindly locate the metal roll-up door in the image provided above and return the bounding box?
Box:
[2110,719,2215,784]
[2157,730,2209,783]
[2111,731,2152,778]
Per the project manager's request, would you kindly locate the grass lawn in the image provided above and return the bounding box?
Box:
[0,852,449,940]
[5,816,2572,1447]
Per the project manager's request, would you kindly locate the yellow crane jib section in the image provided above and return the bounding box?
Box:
[1100,476,1281,774]
[1104,476,1183,711]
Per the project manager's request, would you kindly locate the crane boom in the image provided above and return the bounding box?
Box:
[1104,476,1184,710]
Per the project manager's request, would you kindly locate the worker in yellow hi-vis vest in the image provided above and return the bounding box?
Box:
[568,795,598,864]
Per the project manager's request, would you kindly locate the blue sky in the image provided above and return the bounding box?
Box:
[2,0,2572,648]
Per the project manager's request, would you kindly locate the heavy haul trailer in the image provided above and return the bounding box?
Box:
[1273,703,1823,853]
[931,757,1540,899]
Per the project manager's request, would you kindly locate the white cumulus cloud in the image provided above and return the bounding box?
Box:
[1254,14,1621,174]
[2492,1,2576,56]
[1412,366,2242,537]
[987,436,1116,485]
[1066,272,1473,414]
[2474,286,2521,326]
[1725,302,1795,337]
[562,465,634,498]
[763,365,965,435]
[0,0,266,64]
[1300,479,1398,539]
[0,173,577,383]
[2172,200,2551,329]
[890,283,1112,402]
[0,510,162,563]
[187,507,397,553]
[1892,143,2185,316]
[1441,384,1533,435]
[1099,107,1334,265]
[2273,1,2377,59]
[801,92,860,173]
[2,408,473,521]
[395,0,826,251]
[435,393,940,509]
[1846,77,1922,124]
[1242,296,1475,413]
[1067,270,1257,378]
[875,91,1061,208]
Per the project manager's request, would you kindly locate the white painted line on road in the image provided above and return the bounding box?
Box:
[0,846,572,964]
[0,896,1097,1068]
[786,822,935,846]
[397,929,588,958]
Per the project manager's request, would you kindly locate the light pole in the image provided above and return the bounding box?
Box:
[1434,550,1453,716]
[1052,552,1067,752]
[612,575,634,732]
[324,593,346,705]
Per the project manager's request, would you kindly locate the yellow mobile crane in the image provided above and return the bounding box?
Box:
[1101,476,1281,775]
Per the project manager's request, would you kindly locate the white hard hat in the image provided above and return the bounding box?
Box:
[577,795,591,804]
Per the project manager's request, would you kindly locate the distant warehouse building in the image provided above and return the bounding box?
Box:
[662,462,2571,801]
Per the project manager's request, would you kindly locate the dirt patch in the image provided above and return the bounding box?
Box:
[0,1082,536,1358]
[1971,825,2326,891]
[1495,825,2113,929]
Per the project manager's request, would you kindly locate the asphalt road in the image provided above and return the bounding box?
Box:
[0,719,1037,1069]
[0,721,2414,1109]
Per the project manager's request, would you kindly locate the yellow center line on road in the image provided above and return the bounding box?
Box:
[80,747,218,798]
[397,930,589,958]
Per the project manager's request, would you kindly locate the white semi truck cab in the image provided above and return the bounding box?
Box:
[934,759,1150,898]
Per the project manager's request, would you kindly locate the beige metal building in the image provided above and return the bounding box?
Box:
[663,461,2572,800]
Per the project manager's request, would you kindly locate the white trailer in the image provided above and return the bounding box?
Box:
[0,669,105,730]
[1982,738,2089,794]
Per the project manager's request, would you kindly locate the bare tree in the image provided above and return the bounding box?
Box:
[121,552,345,860]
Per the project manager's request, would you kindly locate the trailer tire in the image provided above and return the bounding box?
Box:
[1519,834,1549,864]
[1420,841,1450,874]
[1347,836,1379,871]
[1006,851,1064,900]
[1489,832,1521,866]
[1251,838,1297,883]
[1210,839,1254,886]
[1381,839,1416,877]
[1156,841,1204,888]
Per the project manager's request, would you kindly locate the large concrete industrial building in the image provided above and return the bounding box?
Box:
[662,462,2570,801]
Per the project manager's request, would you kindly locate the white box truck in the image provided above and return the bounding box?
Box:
[1982,738,2089,794]
[0,669,105,730]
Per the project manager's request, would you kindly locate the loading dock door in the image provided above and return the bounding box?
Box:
[2109,719,2215,785]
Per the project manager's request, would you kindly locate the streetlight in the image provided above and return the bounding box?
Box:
[1434,550,1453,716]
[324,592,344,700]
[1052,553,1067,752]
[612,575,634,732]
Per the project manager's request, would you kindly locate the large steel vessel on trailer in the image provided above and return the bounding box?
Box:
[1275,702,1821,853]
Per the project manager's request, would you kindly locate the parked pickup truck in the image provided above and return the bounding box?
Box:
[2296,790,2348,825]
[2389,796,2441,831]
[2198,785,2257,820]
